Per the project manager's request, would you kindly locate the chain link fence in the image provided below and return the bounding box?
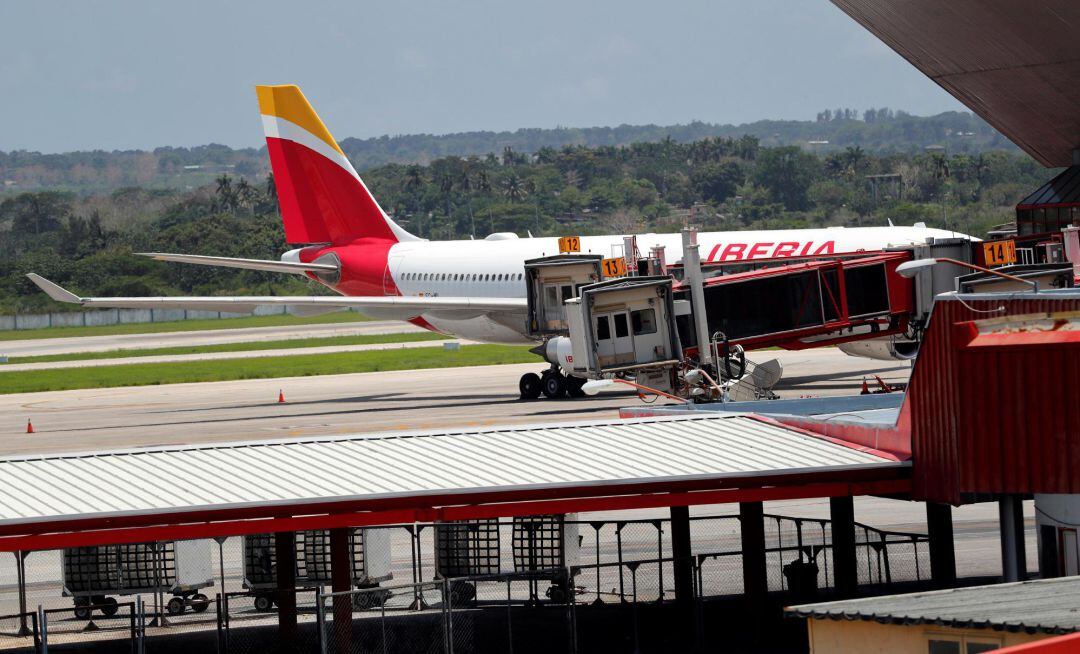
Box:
[0,511,931,652]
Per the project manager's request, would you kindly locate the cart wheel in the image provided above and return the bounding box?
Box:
[166,596,186,615]
[73,598,91,621]
[449,581,476,605]
[545,584,567,603]
[253,595,274,612]
[191,594,210,613]
[566,376,586,398]
[100,597,120,617]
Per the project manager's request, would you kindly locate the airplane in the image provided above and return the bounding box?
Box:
[28,85,973,398]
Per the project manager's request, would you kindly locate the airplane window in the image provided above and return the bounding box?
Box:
[498,274,504,281]
[441,273,446,281]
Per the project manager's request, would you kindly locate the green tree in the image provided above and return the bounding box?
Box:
[691,162,742,204]
[752,146,819,211]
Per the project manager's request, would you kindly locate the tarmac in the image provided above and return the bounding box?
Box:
[0,348,912,456]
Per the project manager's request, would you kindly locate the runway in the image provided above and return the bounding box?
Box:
[1,320,418,358]
[0,348,911,456]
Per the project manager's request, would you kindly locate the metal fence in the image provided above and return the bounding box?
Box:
[0,511,930,653]
[0,306,368,331]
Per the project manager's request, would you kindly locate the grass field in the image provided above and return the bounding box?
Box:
[0,311,372,341]
[0,344,536,394]
[7,332,447,364]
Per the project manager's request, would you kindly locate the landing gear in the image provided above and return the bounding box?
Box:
[566,375,586,398]
[541,370,566,398]
[520,369,586,400]
[519,372,542,399]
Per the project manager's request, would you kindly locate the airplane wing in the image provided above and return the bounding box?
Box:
[26,274,527,321]
[137,252,338,275]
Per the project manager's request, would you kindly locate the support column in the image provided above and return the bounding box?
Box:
[999,495,1027,582]
[330,528,353,654]
[669,505,696,649]
[16,552,29,636]
[926,503,956,588]
[275,532,297,642]
[740,502,767,601]
[830,496,857,598]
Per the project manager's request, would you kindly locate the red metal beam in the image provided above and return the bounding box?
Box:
[0,478,911,552]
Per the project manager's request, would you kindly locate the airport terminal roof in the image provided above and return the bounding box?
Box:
[0,414,908,550]
[787,576,1080,635]
[832,0,1080,167]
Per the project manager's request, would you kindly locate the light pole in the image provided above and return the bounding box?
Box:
[895,257,1039,292]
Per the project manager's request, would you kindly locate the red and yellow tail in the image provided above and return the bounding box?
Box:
[256,85,416,245]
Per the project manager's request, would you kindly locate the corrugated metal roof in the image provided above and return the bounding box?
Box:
[1018,166,1080,208]
[0,415,898,528]
[787,577,1080,635]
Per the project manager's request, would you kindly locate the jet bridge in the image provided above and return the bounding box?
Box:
[675,252,917,356]
[524,254,604,339]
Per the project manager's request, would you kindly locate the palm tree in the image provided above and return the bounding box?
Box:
[459,165,475,236]
[439,172,454,218]
[843,146,866,178]
[215,174,238,213]
[235,177,258,212]
[475,169,492,196]
[503,174,527,203]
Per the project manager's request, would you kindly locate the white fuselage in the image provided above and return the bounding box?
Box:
[381,225,969,343]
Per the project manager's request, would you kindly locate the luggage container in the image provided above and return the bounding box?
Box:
[62,540,214,618]
[435,515,579,603]
[242,528,392,611]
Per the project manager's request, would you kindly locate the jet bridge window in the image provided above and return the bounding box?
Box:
[595,315,611,341]
[632,309,657,335]
[614,313,629,338]
[844,264,890,317]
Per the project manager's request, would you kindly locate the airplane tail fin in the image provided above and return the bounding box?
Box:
[256,85,418,245]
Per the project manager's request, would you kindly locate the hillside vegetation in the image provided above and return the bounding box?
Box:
[0,111,1048,314]
[1,109,1015,195]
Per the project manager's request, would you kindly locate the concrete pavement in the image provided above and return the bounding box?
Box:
[0,348,911,456]
[1,319,421,357]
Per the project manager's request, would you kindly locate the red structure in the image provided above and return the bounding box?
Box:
[906,295,1080,504]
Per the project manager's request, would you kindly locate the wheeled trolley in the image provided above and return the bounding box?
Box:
[62,540,214,618]
[242,528,392,611]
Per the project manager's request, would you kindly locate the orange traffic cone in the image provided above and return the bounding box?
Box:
[26,419,34,434]
[278,390,285,404]
[860,377,870,395]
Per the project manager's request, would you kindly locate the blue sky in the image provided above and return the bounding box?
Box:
[0,1,964,153]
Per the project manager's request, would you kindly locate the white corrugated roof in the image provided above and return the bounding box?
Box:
[0,415,900,528]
